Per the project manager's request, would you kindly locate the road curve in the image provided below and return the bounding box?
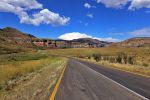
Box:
[55,59,149,100]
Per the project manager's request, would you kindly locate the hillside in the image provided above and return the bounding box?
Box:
[0,27,37,54]
[70,38,111,47]
[0,27,111,54]
[1,27,149,54]
[72,38,101,43]
[115,37,150,47]
[72,38,110,44]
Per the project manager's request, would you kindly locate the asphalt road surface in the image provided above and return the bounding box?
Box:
[55,59,150,100]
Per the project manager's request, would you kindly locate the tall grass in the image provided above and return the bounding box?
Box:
[0,52,63,91]
[48,47,150,76]
[92,53,136,65]
[48,47,150,67]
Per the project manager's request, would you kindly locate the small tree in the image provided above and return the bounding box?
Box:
[103,56,109,61]
[92,53,101,62]
[109,56,116,63]
[128,56,135,65]
[116,54,122,64]
[121,53,128,64]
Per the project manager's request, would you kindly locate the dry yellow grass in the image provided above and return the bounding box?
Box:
[48,47,150,56]
[0,51,67,91]
[0,55,68,100]
[48,47,150,76]
[0,59,49,81]
[82,58,150,76]
[48,47,150,65]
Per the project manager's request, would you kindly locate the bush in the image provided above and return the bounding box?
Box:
[128,56,135,65]
[92,53,101,62]
[78,55,85,58]
[103,56,109,61]
[7,53,48,62]
[116,55,122,64]
[109,56,116,63]
[142,63,148,67]
[87,55,91,59]
[116,53,129,64]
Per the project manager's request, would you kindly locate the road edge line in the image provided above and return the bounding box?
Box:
[97,72,149,100]
[49,64,67,100]
[78,61,149,100]
[79,59,150,78]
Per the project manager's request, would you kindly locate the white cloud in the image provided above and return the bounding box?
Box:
[128,27,150,36]
[58,32,119,42]
[84,3,96,9]
[24,9,70,26]
[0,0,43,10]
[129,0,150,10]
[111,27,150,37]
[96,0,130,8]
[0,0,70,26]
[58,32,92,40]
[84,3,92,9]
[87,12,93,18]
[96,0,150,10]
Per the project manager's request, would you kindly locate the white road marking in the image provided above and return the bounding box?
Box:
[78,61,149,100]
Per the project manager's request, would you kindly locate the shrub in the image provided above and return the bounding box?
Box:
[128,56,135,65]
[87,55,91,59]
[78,55,85,58]
[103,56,109,61]
[122,54,128,64]
[92,53,101,62]
[116,55,122,64]
[142,63,148,67]
[109,56,116,63]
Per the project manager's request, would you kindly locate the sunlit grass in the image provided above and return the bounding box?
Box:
[82,58,150,76]
[0,52,67,90]
[48,47,150,76]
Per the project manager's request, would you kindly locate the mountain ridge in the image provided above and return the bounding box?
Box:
[0,27,150,54]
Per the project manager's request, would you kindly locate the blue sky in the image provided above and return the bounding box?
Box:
[0,0,150,42]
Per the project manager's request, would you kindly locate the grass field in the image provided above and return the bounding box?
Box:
[48,47,150,76]
[0,47,149,99]
[0,51,68,100]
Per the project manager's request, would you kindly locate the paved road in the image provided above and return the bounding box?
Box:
[55,59,150,100]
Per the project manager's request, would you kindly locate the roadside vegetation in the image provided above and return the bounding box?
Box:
[0,51,67,100]
[48,47,150,76]
[0,47,149,99]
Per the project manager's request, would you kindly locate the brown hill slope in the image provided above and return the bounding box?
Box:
[53,38,111,48]
[0,27,36,54]
[113,37,150,47]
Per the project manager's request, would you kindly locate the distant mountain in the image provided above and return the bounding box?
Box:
[70,38,111,47]
[1,27,149,54]
[0,27,112,53]
[112,37,150,47]
[72,38,101,43]
[0,27,37,54]
[0,27,36,38]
